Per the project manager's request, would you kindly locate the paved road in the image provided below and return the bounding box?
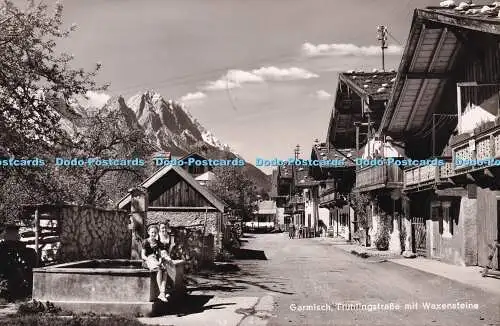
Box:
[190,233,500,326]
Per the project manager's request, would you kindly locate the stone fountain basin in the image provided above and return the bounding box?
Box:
[32,259,185,315]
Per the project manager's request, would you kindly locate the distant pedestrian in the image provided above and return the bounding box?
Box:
[289,224,295,239]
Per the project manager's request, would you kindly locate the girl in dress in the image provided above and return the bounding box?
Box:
[158,222,173,294]
[141,224,168,301]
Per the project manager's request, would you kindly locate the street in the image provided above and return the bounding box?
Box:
[186,233,500,326]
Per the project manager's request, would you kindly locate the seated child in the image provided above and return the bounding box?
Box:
[141,224,168,301]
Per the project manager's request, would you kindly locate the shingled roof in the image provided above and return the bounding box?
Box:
[312,142,356,168]
[432,2,500,21]
[339,71,397,102]
[294,167,318,187]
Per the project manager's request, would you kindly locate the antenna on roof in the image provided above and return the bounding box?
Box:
[377,25,388,72]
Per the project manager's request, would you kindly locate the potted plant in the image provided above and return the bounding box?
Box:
[350,193,370,246]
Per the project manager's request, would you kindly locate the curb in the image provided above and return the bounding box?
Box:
[349,248,402,259]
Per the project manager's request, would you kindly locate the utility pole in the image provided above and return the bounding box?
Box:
[293,144,301,227]
[377,25,388,72]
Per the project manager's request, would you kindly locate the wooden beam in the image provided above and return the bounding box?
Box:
[34,209,40,267]
[418,9,500,36]
[409,24,427,71]
[435,187,467,197]
[406,72,450,79]
[389,80,410,131]
[429,28,448,69]
[405,79,428,131]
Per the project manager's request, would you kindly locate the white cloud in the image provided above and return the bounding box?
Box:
[205,70,264,90]
[314,90,332,100]
[301,42,403,57]
[179,91,207,102]
[85,91,110,108]
[252,66,318,80]
[204,66,318,91]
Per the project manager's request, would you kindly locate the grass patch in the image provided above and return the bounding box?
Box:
[0,300,160,326]
[0,314,155,326]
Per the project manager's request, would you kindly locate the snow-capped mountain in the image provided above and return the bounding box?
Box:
[58,90,270,191]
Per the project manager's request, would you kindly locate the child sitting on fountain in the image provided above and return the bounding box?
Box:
[141,224,169,302]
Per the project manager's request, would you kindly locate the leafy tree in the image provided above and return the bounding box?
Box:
[61,107,153,206]
[0,0,105,158]
[208,166,259,222]
[0,0,105,223]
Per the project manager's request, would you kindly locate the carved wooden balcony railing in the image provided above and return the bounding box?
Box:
[319,192,337,207]
[355,165,403,192]
[289,196,305,205]
[451,122,500,180]
[403,158,454,192]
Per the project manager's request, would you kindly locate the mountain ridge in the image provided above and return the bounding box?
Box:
[60,90,271,193]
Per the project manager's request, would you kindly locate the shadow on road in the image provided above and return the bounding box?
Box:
[187,262,294,295]
[150,294,236,317]
[483,272,500,280]
[230,248,267,260]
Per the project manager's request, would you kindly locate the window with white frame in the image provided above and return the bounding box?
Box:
[442,201,452,237]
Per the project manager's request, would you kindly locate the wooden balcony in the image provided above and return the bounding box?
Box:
[403,158,454,192]
[451,122,500,186]
[289,196,305,205]
[355,165,403,192]
[319,192,336,207]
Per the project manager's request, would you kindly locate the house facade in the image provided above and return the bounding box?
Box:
[117,164,226,263]
[378,6,500,268]
[310,142,355,239]
[270,165,294,230]
[313,71,398,243]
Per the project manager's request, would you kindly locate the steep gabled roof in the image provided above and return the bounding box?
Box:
[378,6,500,137]
[327,71,397,149]
[117,165,225,212]
[294,167,319,187]
[338,71,397,102]
[420,5,500,33]
[312,142,356,168]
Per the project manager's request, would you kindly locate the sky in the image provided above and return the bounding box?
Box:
[54,0,447,174]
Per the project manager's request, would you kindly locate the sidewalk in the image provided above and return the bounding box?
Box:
[314,236,500,296]
[389,257,500,296]
[138,294,275,326]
